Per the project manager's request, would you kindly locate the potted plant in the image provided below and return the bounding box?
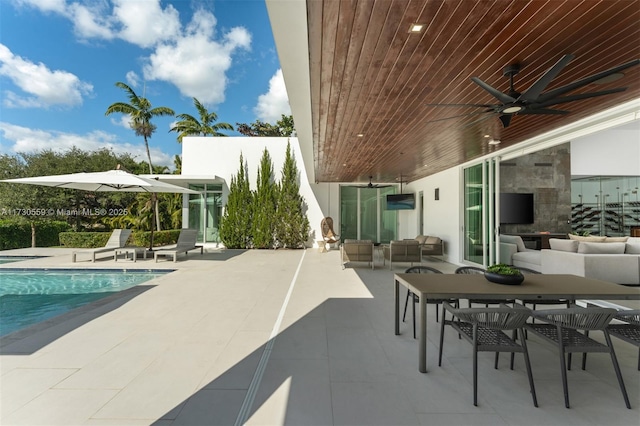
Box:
[484,264,525,285]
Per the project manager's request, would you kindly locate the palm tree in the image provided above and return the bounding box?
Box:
[105,82,175,174]
[170,97,233,142]
[105,82,174,236]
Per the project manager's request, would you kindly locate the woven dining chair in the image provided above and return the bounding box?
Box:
[438,302,537,407]
[525,307,630,409]
[515,267,572,310]
[606,309,640,371]
[454,266,516,307]
[402,266,458,338]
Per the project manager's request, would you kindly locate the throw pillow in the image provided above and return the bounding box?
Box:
[549,238,579,252]
[604,236,629,243]
[425,236,441,244]
[625,243,640,254]
[500,235,527,252]
[415,235,427,245]
[578,242,626,254]
[568,234,607,242]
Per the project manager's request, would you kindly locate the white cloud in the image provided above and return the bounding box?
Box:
[143,9,251,105]
[112,0,180,48]
[125,71,140,88]
[12,0,66,14]
[254,69,290,123]
[0,122,172,167]
[68,2,115,40]
[0,43,93,108]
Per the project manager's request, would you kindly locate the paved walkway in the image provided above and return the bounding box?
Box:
[0,247,639,425]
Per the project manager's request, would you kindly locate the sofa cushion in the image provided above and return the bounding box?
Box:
[604,236,629,243]
[625,243,640,254]
[568,234,606,242]
[500,235,526,252]
[415,235,427,245]
[549,238,579,252]
[578,242,626,254]
[425,236,441,244]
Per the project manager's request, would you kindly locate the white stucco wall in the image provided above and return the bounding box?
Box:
[571,120,640,177]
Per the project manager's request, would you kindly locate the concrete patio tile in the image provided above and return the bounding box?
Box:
[0,368,77,418]
[1,389,118,425]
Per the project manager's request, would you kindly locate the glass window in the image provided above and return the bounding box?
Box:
[340,185,397,243]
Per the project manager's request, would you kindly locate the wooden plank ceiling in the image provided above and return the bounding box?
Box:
[307,0,640,184]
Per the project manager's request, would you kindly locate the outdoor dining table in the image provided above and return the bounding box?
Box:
[394,273,640,373]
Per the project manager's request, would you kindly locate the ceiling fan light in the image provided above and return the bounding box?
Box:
[502,106,523,114]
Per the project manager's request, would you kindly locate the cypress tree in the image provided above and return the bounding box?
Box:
[220,154,252,248]
[252,148,277,248]
[275,141,310,248]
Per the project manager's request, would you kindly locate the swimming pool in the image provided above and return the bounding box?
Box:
[0,269,170,336]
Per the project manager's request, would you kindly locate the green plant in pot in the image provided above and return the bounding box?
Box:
[485,264,524,285]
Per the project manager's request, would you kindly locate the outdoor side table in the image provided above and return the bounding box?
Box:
[114,247,148,262]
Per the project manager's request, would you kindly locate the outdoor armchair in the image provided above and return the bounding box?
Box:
[607,309,640,371]
[340,239,374,269]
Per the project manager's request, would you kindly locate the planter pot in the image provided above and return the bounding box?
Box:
[484,271,524,285]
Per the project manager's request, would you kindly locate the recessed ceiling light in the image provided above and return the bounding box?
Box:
[484,134,491,138]
[409,23,424,33]
[356,133,364,137]
[488,139,501,145]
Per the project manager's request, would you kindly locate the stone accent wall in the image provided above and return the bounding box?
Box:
[500,143,572,234]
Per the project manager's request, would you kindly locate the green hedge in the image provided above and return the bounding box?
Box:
[59,229,183,248]
[0,219,71,249]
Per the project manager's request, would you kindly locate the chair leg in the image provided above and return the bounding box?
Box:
[519,328,538,407]
[473,327,479,406]
[412,294,417,339]
[402,290,411,322]
[603,331,631,409]
[556,325,571,408]
[438,305,447,366]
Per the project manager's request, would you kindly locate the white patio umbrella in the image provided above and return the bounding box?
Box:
[1,169,199,250]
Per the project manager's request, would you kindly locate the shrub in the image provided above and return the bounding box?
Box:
[0,218,70,249]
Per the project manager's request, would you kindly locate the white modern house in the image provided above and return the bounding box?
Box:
[159,0,640,268]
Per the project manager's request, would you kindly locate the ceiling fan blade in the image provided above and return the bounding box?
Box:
[425,103,495,108]
[529,88,627,109]
[471,77,516,104]
[520,54,575,101]
[518,108,569,115]
[498,114,512,128]
[536,58,640,103]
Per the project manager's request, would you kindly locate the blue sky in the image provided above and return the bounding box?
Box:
[0,0,290,168]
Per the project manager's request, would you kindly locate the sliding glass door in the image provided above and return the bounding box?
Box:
[463,160,498,266]
[340,186,397,243]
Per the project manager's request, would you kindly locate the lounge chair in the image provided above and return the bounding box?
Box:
[154,229,203,262]
[71,229,132,262]
[320,217,339,251]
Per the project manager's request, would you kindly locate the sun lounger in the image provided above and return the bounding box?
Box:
[154,229,203,262]
[71,229,132,262]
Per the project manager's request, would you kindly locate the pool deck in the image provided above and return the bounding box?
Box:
[1,247,639,425]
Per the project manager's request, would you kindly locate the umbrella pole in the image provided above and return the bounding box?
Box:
[149,193,156,251]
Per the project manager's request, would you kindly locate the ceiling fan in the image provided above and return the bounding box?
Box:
[426,54,640,128]
[352,176,393,188]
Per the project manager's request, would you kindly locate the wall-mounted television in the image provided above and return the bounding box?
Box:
[500,193,534,224]
[386,193,415,210]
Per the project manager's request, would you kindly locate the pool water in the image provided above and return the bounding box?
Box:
[0,269,169,336]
